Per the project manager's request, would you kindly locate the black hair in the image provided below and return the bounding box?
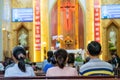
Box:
[67,53,75,64]
[4,57,14,68]
[47,51,53,63]
[12,46,26,72]
[55,49,68,69]
[50,56,56,65]
[32,62,36,65]
[87,41,101,56]
[112,53,119,58]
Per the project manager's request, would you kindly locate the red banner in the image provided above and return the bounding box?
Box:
[34,0,41,50]
[94,0,100,42]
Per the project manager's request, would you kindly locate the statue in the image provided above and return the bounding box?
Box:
[18,31,27,47]
[109,29,116,46]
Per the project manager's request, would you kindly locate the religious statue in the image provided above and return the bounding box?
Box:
[55,40,60,49]
[109,29,116,46]
[18,31,27,47]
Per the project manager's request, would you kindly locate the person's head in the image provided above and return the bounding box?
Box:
[32,62,36,66]
[4,57,14,67]
[87,41,101,57]
[112,53,118,59]
[12,46,26,72]
[47,51,53,62]
[67,53,75,65]
[55,48,68,69]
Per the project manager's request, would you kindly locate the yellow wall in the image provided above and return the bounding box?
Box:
[85,0,120,60]
[10,0,50,62]
[5,0,50,62]
[101,0,120,61]
[85,0,103,59]
[9,0,34,61]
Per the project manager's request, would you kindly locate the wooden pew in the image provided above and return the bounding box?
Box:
[0,71,4,77]
[1,76,118,80]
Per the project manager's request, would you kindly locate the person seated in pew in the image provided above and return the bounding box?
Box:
[67,53,75,68]
[43,55,56,73]
[42,51,53,71]
[3,57,14,70]
[80,41,114,76]
[31,62,38,71]
[4,46,35,77]
[46,49,78,76]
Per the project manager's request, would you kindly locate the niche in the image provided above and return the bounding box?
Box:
[103,20,120,60]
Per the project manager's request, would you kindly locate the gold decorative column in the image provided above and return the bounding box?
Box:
[57,0,61,35]
[85,0,94,48]
[41,0,49,61]
[57,0,61,48]
[102,26,108,61]
[75,0,79,49]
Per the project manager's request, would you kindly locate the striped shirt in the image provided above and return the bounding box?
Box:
[80,58,114,76]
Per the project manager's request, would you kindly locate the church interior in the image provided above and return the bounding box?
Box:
[0,0,120,62]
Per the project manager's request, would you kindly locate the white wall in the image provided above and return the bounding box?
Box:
[79,0,86,12]
[48,0,56,13]
[0,0,4,61]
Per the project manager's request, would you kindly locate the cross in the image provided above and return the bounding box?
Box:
[60,2,75,32]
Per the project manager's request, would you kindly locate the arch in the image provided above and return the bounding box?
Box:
[50,0,84,49]
[104,20,120,29]
[14,23,30,31]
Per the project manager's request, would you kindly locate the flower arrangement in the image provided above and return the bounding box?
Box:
[108,41,116,51]
[75,53,83,62]
[64,36,73,47]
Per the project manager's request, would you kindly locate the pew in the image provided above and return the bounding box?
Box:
[1,68,120,80]
[0,71,4,77]
[1,76,118,80]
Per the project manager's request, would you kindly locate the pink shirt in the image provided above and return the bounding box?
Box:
[46,66,78,76]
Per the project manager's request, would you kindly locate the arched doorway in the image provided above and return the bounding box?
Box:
[50,0,84,49]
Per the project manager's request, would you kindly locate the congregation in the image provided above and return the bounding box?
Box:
[0,41,117,78]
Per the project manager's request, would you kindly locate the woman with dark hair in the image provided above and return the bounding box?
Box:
[4,46,35,77]
[43,55,56,73]
[46,49,78,76]
[42,51,53,70]
[42,51,53,72]
[67,53,75,67]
